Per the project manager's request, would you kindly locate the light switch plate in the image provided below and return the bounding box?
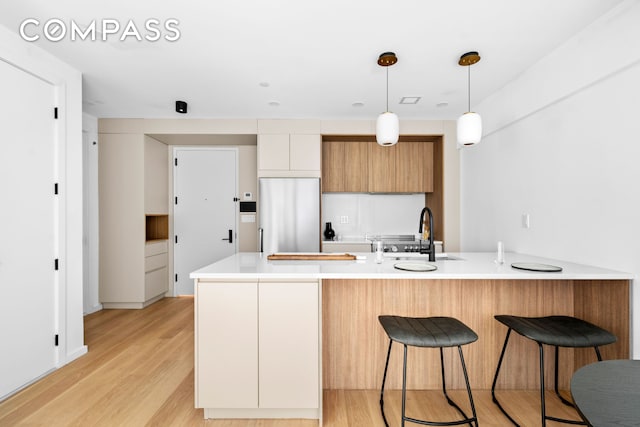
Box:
[340,216,349,224]
[522,213,530,229]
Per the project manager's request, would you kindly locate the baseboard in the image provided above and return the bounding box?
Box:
[66,345,88,363]
[102,294,164,310]
[83,304,103,315]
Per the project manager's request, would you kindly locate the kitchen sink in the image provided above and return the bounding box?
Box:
[384,253,464,261]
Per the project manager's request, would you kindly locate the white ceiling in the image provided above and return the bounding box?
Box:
[0,0,623,120]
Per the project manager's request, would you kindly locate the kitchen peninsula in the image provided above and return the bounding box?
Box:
[190,252,631,422]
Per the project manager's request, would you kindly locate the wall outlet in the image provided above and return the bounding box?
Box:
[522,213,530,229]
[340,215,349,224]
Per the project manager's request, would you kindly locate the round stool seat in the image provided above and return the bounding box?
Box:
[378,315,478,348]
[494,315,616,348]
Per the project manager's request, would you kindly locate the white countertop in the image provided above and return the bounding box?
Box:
[190,252,632,281]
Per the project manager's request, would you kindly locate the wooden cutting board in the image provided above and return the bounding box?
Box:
[267,253,357,261]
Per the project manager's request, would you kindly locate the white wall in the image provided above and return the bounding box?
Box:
[0,25,86,363]
[461,0,640,358]
[322,193,425,239]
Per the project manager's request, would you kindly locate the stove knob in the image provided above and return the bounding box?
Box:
[403,245,409,251]
[390,245,398,252]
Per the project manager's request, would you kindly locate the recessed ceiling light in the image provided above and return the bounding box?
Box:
[436,102,449,108]
[268,101,280,107]
[259,82,270,87]
[400,97,421,105]
[352,102,364,108]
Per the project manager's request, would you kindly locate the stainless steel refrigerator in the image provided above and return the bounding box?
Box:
[258,178,320,253]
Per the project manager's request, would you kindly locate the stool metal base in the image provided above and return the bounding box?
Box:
[491,328,603,426]
[380,339,478,427]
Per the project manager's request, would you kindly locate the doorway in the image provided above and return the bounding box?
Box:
[173,147,238,295]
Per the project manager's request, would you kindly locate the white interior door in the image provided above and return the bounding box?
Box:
[0,60,57,399]
[174,148,237,295]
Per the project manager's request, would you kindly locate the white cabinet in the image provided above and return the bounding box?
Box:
[144,241,168,301]
[258,134,321,177]
[259,281,319,408]
[258,134,289,171]
[99,133,169,309]
[195,279,320,418]
[196,281,258,408]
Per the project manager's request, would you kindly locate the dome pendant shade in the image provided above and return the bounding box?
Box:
[457,112,482,146]
[376,112,399,146]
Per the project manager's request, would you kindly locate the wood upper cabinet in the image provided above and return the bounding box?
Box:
[322,140,368,192]
[344,141,369,192]
[322,140,345,192]
[395,141,434,192]
[368,142,397,192]
[323,139,434,193]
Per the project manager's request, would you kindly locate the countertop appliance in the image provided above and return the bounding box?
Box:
[375,235,443,253]
[259,177,320,253]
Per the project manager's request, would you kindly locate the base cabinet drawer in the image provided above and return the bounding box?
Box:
[144,267,168,300]
[144,253,167,273]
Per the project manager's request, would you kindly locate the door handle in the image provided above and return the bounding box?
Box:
[222,229,233,243]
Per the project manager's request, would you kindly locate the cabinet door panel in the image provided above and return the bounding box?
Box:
[396,141,433,192]
[259,281,319,408]
[144,267,167,300]
[290,134,321,171]
[344,141,369,192]
[368,142,397,192]
[258,134,289,170]
[322,140,345,192]
[196,282,258,408]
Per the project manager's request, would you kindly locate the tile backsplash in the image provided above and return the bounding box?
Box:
[322,193,425,239]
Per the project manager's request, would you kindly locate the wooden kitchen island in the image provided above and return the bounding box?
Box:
[190,252,631,424]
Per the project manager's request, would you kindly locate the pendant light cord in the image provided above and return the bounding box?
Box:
[386,67,389,112]
[467,64,471,112]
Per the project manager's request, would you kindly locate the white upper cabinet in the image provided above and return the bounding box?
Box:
[257,120,321,177]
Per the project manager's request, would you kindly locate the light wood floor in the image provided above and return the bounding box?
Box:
[0,297,584,426]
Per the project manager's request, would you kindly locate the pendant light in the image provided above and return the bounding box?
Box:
[457,51,482,146]
[376,52,399,146]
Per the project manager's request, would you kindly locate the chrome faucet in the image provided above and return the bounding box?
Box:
[418,207,435,262]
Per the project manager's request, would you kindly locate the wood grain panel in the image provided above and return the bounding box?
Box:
[343,141,368,192]
[321,140,344,192]
[425,137,443,242]
[573,280,630,367]
[368,143,397,192]
[395,142,433,193]
[322,279,629,391]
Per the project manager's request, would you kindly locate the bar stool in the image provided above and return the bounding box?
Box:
[491,315,616,426]
[378,315,479,427]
